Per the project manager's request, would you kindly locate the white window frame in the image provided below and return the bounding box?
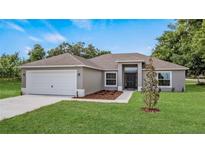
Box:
[104,72,117,87]
[156,71,172,88]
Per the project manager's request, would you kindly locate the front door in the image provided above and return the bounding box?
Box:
[124,73,137,89]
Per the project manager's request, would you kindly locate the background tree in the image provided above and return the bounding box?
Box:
[0,41,110,79]
[47,42,72,57]
[69,42,85,56]
[142,58,160,110]
[47,42,110,58]
[152,19,205,80]
[0,52,22,78]
[83,44,98,58]
[28,44,46,62]
[189,20,205,83]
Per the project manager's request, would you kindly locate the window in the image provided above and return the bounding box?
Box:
[124,67,138,73]
[105,72,117,87]
[157,72,172,87]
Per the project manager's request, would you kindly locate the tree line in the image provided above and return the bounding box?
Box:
[0,42,111,79]
[152,19,205,80]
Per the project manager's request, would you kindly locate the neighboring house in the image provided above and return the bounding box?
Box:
[20,52,188,97]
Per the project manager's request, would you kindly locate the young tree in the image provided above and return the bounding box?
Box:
[28,44,45,62]
[142,58,160,110]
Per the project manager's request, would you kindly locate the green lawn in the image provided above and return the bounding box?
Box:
[0,79,21,99]
[0,80,205,134]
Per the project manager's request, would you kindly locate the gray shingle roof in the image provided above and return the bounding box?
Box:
[21,52,188,70]
[89,53,188,70]
[21,53,101,69]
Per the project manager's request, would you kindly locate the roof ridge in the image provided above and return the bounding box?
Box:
[86,59,103,69]
[72,54,103,69]
[71,54,86,65]
[112,52,147,55]
[90,52,149,60]
[89,53,111,60]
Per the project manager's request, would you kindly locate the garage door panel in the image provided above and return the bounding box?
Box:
[26,70,77,96]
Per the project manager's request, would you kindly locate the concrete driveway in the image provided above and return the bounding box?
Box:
[0,95,72,121]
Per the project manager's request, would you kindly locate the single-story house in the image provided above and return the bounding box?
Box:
[20,52,188,97]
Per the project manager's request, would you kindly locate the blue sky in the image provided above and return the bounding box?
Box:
[0,19,174,58]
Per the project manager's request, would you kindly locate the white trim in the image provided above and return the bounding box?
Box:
[20,65,188,71]
[118,86,123,91]
[104,71,118,87]
[143,68,188,71]
[21,88,27,94]
[102,67,186,71]
[115,60,144,63]
[26,70,77,73]
[21,65,188,71]
[156,71,172,88]
[138,86,142,91]
[103,69,118,71]
[104,68,188,71]
[20,65,84,68]
[20,65,102,71]
[77,89,85,97]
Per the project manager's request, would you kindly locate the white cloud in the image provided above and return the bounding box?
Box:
[71,19,92,30]
[42,20,58,33]
[17,19,29,23]
[43,33,66,43]
[146,46,153,50]
[24,46,32,54]
[5,21,25,32]
[146,46,154,55]
[41,20,67,43]
[29,36,42,42]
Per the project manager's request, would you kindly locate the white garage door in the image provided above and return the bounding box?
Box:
[26,70,77,96]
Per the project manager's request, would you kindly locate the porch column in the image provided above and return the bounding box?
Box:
[137,63,142,91]
[117,63,123,91]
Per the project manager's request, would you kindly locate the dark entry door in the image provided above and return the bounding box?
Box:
[125,73,136,89]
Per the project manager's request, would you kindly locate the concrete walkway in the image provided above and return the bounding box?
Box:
[115,90,134,102]
[0,95,71,121]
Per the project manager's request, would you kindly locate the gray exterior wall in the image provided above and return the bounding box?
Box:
[21,67,83,89]
[21,66,104,96]
[21,66,186,96]
[82,67,104,95]
[142,70,185,92]
[172,70,185,91]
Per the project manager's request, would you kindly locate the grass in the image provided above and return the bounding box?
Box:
[0,78,21,99]
[0,80,205,133]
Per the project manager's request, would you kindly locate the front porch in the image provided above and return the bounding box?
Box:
[117,61,143,91]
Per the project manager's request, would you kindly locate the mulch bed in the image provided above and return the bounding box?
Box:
[141,107,160,113]
[76,90,123,100]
